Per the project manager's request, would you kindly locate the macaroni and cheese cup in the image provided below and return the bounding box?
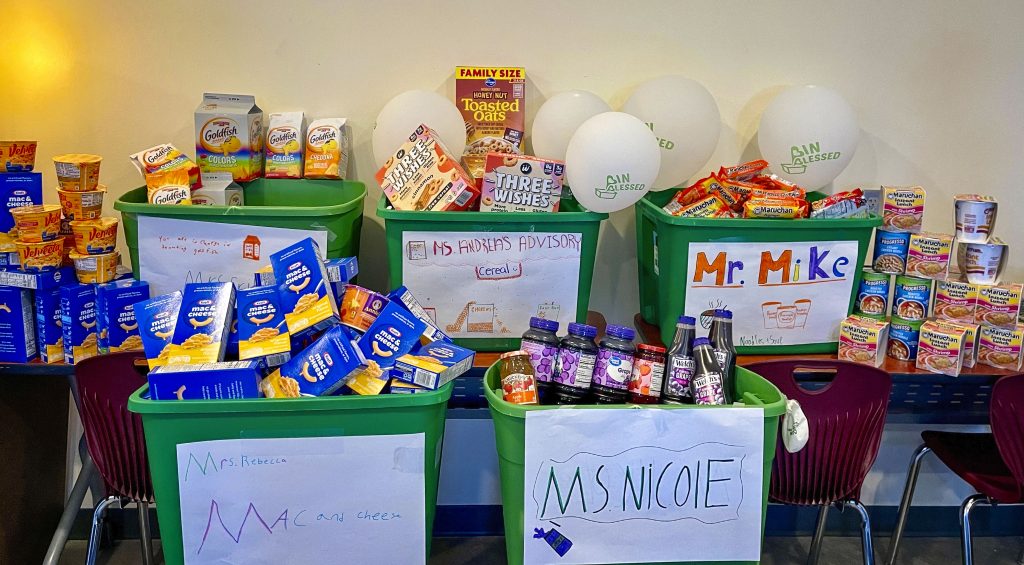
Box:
[69,217,118,255]
[0,141,37,172]
[58,185,106,220]
[15,239,64,272]
[53,153,102,191]
[70,250,120,283]
[10,204,62,242]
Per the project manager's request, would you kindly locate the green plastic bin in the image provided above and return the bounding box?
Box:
[376,193,607,352]
[485,364,785,565]
[127,382,452,565]
[114,178,366,277]
[636,191,881,354]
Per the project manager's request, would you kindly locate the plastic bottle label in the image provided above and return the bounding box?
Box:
[692,372,726,405]
[521,339,557,382]
[554,348,596,388]
[666,355,695,398]
[628,357,665,397]
[713,349,729,367]
[593,349,633,390]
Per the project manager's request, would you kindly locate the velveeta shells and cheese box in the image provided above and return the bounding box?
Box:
[975,283,1023,329]
[916,319,967,376]
[167,282,234,365]
[838,315,889,367]
[481,153,564,213]
[376,124,478,211]
[195,93,264,182]
[455,66,526,180]
[271,237,339,335]
[978,324,1024,371]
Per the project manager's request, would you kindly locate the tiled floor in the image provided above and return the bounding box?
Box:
[60,535,1024,564]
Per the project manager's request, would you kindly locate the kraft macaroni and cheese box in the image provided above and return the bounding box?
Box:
[226,314,239,360]
[168,282,235,364]
[35,287,62,363]
[271,238,338,335]
[392,341,475,389]
[0,286,37,362]
[0,266,75,290]
[253,256,358,290]
[148,360,262,400]
[260,325,360,398]
[345,362,390,396]
[0,173,43,250]
[356,300,426,368]
[387,285,449,343]
[133,291,183,369]
[388,379,430,394]
[237,285,291,367]
[97,280,150,354]
[60,284,97,364]
[195,93,264,182]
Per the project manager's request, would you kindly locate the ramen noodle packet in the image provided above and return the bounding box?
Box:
[838,315,889,367]
[392,340,475,390]
[978,324,1024,371]
[304,118,349,179]
[0,141,37,172]
[133,291,182,369]
[975,283,1023,329]
[271,238,339,335]
[917,319,967,376]
[265,112,305,179]
[260,324,361,398]
[236,285,291,367]
[719,159,768,181]
[666,193,732,218]
[742,197,808,219]
[60,284,98,364]
[167,282,235,365]
[148,360,263,400]
[129,143,201,189]
[145,168,192,205]
[809,189,870,219]
[456,66,526,180]
[376,124,479,211]
[0,286,37,363]
[960,322,980,368]
[882,185,925,232]
[906,232,953,280]
[933,278,980,324]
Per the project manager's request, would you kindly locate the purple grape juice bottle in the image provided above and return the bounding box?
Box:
[521,316,560,404]
[691,337,728,406]
[591,324,635,404]
[551,323,599,405]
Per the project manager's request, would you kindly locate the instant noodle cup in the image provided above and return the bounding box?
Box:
[57,185,106,220]
[0,141,37,172]
[70,250,120,284]
[957,238,1007,285]
[838,315,889,367]
[15,239,64,272]
[10,204,62,242]
[70,217,118,255]
[916,319,967,376]
[953,194,997,244]
[53,154,102,191]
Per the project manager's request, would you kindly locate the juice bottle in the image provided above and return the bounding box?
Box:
[708,309,736,403]
[662,315,696,404]
[690,337,728,405]
[591,324,635,404]
[628,343,666,404]
[520,316,560,404]
[500,350,538,405]
[551,323,598,405]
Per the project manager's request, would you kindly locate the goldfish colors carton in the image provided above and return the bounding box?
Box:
[271,238,338,335]
[236,285,291,367]
[167,282,234,364]
[133,291,182,369]
[192,172,243,206]
[148,360,262,400]
[60,284,97,364]
[264,112,305,179]
[0,286,37,362]
[392,341,475,389]
[97,279,150,353]
[195,93,264,182]
[35,287,62,363]
[260,325,361,398]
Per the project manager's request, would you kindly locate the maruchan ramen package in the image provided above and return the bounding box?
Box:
[35,287,62,363]
[195,93,264,182]
[0,141,37,172]
[192,172,243,206]
[933,278,980,324]
[480,153,563,213]
[961,322,980,368]
[339,284,388,333]
[355,300,426,369]
[837,315,889,367]
[906,232,953,280]
[392,341,475,390]
[975,283,1022,329]
[376,124,479,212]
[304,118,349,179]
[916,319,967,376]
[236,285,291,367]
[60,284,97,364]
[129,143,201,189]
[264,112,305,179]
[97,279,149,354]
[0,172,42,251]
[148,361,262,400]
[133,291,182,368]
[271,238,339,335]
[387,285,449,343]
[260,324,361,398]
[0,286,37,362]
[978,324,1024,371]
[167,282,234,364]
[455,66,526,180]
[882,185,925,232]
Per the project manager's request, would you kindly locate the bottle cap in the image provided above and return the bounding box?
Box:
[529,316,559,332]
[500,350,529,359]
[677,315,696,325]
[606,324,636,341]
[567,322,598,338]
[714,309,733,319]
[692,337,711,347]
[637,343,667,354]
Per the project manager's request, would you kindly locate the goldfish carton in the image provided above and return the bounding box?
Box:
[304,118,349,179]
[129,143,201,189]
[192,172,243,206]
[264,112,305,179]
[0,286,37,362]
[195,93,264,182]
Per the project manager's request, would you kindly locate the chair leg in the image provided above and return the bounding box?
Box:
[844,499,876,565]
[887,443,932,565]
[960,494,988,565]
[41,454,97,565]
[138,501,155,565]
[87,495,122,565]
[807,504,830,565]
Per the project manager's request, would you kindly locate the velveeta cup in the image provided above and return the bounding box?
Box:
[58,185,106,220]
[10,204,62,242]
[15,239,64,272]
[957,239,1006,285]
[53,153,102,191]
[954,195,997,243]
[70,250,119,283]
[69,217,118,255]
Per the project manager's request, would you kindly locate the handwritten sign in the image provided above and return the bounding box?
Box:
[176,434,426,565]
[401,231,582,339]
[138,216,328,296]
[523,408,764,564]
[684,240,859,346]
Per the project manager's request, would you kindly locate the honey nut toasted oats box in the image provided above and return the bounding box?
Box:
[455,66,526,180]
[97,280,150,354]
[148,360,262,401]
[168,282,234,365]
[392,341,475,390]
[133,291,182,369]
[0,285,37,363]
[236,285,291,367]
[271,238,339,335]
[260,324,361,398]
[34,287,62,364]
[60,284,96,365]
[355,300,426,370]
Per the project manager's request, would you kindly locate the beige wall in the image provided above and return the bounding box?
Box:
[4,0,1022,327]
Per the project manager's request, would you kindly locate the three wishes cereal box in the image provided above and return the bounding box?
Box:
[481,153,564,213]
[376,124,478,211]
[455,66,526,180]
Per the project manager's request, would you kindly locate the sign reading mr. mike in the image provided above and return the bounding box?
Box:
[523,408,764,565]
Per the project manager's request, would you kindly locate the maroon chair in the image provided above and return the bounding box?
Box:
[73,351,155,565]
[745,359,891,565]
[887,373,1024,565]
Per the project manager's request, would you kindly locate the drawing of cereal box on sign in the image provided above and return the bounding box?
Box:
[762,299,811,329]
[536,302,560,321]
[468,303,495,333]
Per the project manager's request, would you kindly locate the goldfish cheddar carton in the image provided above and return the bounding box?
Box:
[0,286,37,363]
[133,291,182,369]
[264,112,305,179]
[148,360,262,400]
[304,118,349,179]
[167,282,234,365]
[195,93,264,182]
[60,284,96,364]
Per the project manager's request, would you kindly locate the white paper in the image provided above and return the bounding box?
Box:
[177,434,425,565]
[401,231,581,338]
[523,408,764,565]
[138,216,328,296]
[684,240,860,346]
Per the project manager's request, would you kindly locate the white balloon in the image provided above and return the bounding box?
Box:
[565,112,661,213]
[531,90,611,162]
[372,90,466,168]
[621,76,721,190]
[757,85,859,190]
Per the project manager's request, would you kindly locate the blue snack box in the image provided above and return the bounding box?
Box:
[0,286,37,362]
[388,378,430,394]
[392,341,475,390]
[271,238,339,335]
[260,324,360,397]
[97,279,150,353]
[60,284,97,364]
[169,282,235,364]
[0,172,43,234]
[35,287,62,363]
[0,266,76,290]
[147,360,262,400]
[356,299,427,369]
[386,285,450,343]
[133,291,183,368]
[236,285,291,367]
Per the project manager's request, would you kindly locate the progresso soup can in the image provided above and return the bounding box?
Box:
[855,268,891,318]
[893,275,932,321]
[873,229,911,274]
[887,316,923,361]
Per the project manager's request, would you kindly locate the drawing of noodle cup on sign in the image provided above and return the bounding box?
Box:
[957,239,1007,285]
[794,299,811,327]
[776,305,797,329]
[954,194,997,243]
[761,302,781,328]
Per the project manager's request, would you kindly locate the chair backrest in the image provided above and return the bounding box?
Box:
[73,351,153,503]
[991,373,1024,495]
[744,359,892,505]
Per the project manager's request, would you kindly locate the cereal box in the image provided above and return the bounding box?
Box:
[271,237,339,335]
[387,285,449,343]
[35,287,62,363]
[236,285,291,367]
[264,112,305,179]
[0,172,42,251]
[192,172,244,206]
[356,300,426,369]
[339,284,388,333]
[375,124,479,212]
[0,141,37,172]
[260,325,361,398]
[933,278,980,324]
[976,283,1022,329]
[168,282,235,364]
[195,93,264,182]
[97,279,150,353]
[304,118,349,180]
[916,319,967,376]
[148,360,262,400]
[481,153,564,213]
[455,66,526,180]
[60,284,96,364]
[133,291,182,368]
[0,286,36,362]
[978,324,1024,371]
[882,185,925,232]
[392,341,476,389]
[906,232,953,280]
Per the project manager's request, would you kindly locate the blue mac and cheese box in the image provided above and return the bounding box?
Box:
[0,286,37,362]
[271,238,338,335]
[237,285,291,367]
[133,291,182,368]
[0,172,42,236]
[260,324,360,397]
[60,284,97,364]
[356,300,426,368]
[387,285,449,343]
[0,266,76,290]
[97,279,150,354]
[35,287,62,363]
[168,282,234,364]
[148,360,262,400]
[392,341,475,389]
